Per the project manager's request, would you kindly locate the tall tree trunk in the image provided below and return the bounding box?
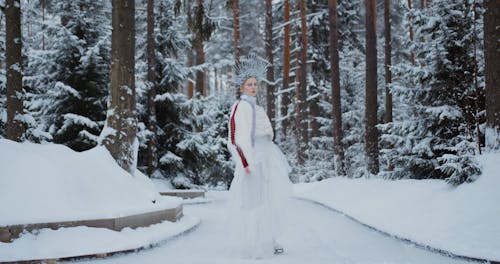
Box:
[308,0,320,139]
[384,0,392,123]
[296,0,308,165]
[146,0,157,176]
[281,0,291,140]
[484,0,500,149]
[365,0,379,174]
[472,1,482,154]
[407,0,415,65]
[187,51,194,98]
[5,0,24,142]
[42,0,46,50]
[194,0,206,98]
[265,0,276,132]
[194,41,206,97]
[328,0,345,176]
[103,0,137,174]
[214,68,219,93]
[232,0,240,98]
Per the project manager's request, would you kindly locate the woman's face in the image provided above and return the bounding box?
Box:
[240,77,258,97]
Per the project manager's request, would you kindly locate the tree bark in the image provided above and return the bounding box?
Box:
[484,0,500,148]
[265,0,276,132]
[5,0,25,142]
[232,0,240,98]
[103,0,138,174]
[194,0,206,98]
[281,0,291,140]
[296,0,309,165]
[328,0,345,176]
[308,0,320,139]
[42,0,46,50]
[146,0,157,176]
[194,40,206,97]
[407,0,415,65]
[365,0,379,174]
[187,51,194,98]
[384,0,392,123]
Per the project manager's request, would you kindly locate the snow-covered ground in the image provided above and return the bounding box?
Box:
[0,139,181,226]
[1,139,497,263]
[295,153,500,261]
[0,216,200,262]
[73,191,471,264]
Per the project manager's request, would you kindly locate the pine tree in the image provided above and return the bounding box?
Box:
[265,0,275,130]
[365,0,379,175]
[381,0,482,184]
[5,0,25,141]
[102,0,137,174]
[328,0,345,176]
[296,0,309,165]
[25,1,110,150]
[484,0,500,149]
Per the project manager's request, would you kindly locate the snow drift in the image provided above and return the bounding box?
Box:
[0,139,181,226]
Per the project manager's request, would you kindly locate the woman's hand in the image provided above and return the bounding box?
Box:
[244,167,251,175]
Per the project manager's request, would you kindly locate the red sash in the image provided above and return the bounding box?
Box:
[230,102,249,168]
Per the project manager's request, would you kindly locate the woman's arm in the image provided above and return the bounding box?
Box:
[230,101,254,171]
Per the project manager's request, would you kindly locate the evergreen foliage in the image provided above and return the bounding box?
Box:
[380,0,483,184]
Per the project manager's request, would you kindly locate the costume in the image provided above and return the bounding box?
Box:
[226,94,292,258]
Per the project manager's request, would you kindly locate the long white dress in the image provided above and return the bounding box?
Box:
[226,95,292,258]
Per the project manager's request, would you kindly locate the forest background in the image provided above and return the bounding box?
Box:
[1,0,499,189]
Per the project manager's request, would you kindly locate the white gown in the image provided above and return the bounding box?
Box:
[226,96,292,258]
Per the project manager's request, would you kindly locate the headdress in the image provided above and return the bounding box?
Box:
[233,53,270,87]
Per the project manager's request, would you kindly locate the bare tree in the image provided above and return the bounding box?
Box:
[365,0,379,174]
[265,0,275,131]
[232,0,240,64]
[102,0,138,174]
[296,0,309,165]
[328,0,345,175]
[5,0,25,141]
[146,0,157,176]
[484,0,500,149]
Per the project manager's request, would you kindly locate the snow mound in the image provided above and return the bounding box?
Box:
[0,139,181,226]
[295,152,500,261]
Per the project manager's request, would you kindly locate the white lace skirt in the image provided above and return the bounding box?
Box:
[226,136,292,258]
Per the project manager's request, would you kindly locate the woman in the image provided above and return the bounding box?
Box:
[226,55,292,258]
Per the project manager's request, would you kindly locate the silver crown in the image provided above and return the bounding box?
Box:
[233,53,270,87]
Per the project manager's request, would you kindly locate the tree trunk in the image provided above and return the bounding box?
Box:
[385,0,392,123]
[328,0,345,176]
[146,0,157,176]
[5,0,25,142]
[187,51,194,98]
[296,0,309,165]
[194,40,206,98]
[407,0,415,65]
[484,0,500,148]
[103,0,138,174]
[194,0,206,98]
[265,0,276,132]
[365,0,379,174]
[308,0,320,139]
[42,0,46,50]
[281,0,291,140]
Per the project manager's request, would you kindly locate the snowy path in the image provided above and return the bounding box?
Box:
[75,192,474,264]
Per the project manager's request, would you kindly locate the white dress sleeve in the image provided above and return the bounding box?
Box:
[228,101,254,168]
